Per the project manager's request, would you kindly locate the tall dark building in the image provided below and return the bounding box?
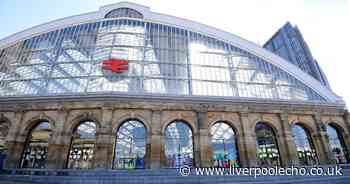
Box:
[264,22,331,89]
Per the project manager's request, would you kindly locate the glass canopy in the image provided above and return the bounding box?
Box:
[0,17,325,102]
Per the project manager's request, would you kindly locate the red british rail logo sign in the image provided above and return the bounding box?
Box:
[102,58,129,73]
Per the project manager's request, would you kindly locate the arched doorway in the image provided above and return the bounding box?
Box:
[210,121,239,167]
[292,123,318,165]
[114,119,146,169]
[67,121,96,169]
[164,120,193,168]
[327,124,349,164]
[20,121,51,168]
[255,122,281,166]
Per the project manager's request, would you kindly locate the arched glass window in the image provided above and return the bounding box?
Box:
[165,121,193,168]
[105,8,143,19]
[210,122,239,167]
[67,121,96,169]
[0,120,10,153]
[114,119,146,169]
[327,124,349,164]
[292,124,318,165]
[255,122,281,166]
[20,121,51,168]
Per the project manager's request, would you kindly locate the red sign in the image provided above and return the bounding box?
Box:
[102,58,128,73]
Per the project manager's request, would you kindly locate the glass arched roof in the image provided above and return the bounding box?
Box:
[0,4,339,103]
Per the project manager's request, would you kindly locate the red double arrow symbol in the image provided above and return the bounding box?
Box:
[102,58,129,73]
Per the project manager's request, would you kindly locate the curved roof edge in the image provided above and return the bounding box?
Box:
[0,2,344,104]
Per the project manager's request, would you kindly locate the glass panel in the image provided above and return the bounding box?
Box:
[327,125,349,164]
[67,121,96,169]
[292,124,318,165]
[114,120,146,169]
[20,122,51,169]
[255,122,281,167]
[165,121,193,168]
[211,122,239,167]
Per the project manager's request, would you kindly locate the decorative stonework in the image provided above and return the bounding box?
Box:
[0,98,349,169]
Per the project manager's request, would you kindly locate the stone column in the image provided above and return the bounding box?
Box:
[5,141,25,169]
[343,113,350,161]
[236,134,247,167]
[312,113,335,164]
[94,107,114,169]
[275,133,289,167]
[4,110,24,169]
[239,112,257,167]
[193,131,201,167]
[278,112,299,166]
[150,110,162,169]
[196,111,211,167]
[343,134,350,162]
[47,108,70,169]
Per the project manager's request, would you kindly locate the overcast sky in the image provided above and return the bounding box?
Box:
[0,0,349,105]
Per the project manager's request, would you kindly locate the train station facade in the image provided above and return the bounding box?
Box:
[0,2,349,170]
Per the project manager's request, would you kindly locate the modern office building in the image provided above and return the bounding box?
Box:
[264,22,331,89]
[0,2,349,170]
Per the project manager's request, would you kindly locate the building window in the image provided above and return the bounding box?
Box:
[114,119,146,169]
[255,122,281,166]
[67,121,96,169]
[327,124,349,164]
[292,124,318,165]
[210,122,239,167]
[20,121,51,169]
[105,8,143,19]
[165,121,193,168]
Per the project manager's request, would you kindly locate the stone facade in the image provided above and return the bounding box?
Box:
[0,96,349,169]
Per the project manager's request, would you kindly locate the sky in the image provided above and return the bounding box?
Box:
[0,0,349,106]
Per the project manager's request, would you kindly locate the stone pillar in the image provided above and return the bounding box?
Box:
[5,141,25,169]
[47,108,70,169]
[274,131,289,167]
[193,132,201,167]
[343,113,350,161]
[312,113,335,164]
[343,134,350,162]
[150,110,162,169]
[239,112,257,167]
[94,107,114,169]
[145,140,151,169]
[4,110,24,169]
[236,134,247,167]
[278,112,299,166]
[196,111,211,167]
[47,143,70,169]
